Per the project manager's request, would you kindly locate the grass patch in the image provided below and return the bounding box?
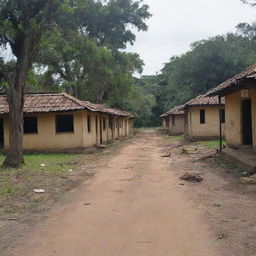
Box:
[164,134,184,143]
[214,156,246,177]
[0,153,83,217]
[198,140,226,149]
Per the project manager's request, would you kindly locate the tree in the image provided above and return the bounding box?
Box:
[0,0,151,167]
[136,23,256,127]
[0,0,75,167]
[34,0,150,102]
[241,0,256,6]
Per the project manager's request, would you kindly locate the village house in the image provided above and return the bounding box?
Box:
[207,63,256,151]
[161,104,185,135]
[0,93,133,151]
[160,113,170,132]
[183,95,225,141]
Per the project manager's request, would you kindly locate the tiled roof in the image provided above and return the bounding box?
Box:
[161,104,184,117]
[0,93,133,117]
[0,93,94,114]
[207,63,256,96]
[183,94,225,108]
[83,102,134,118]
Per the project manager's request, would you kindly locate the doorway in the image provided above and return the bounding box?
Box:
[99,116,103,144]
[95,115,98,144]
[0,119,4,149]
[242,99,253,145]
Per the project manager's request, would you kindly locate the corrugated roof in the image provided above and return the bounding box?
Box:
[207,63,256,96]
[161,104,185,117]
[0,93,133,117]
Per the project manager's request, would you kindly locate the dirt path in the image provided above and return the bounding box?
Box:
[6,130,222,256]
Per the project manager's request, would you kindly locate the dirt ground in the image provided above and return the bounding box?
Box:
[2,129,256,256]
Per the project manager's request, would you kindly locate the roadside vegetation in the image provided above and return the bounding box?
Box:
[0,153,83,218]
[198,140,226,149]
[0,137,133,220]
[163,134,184,143]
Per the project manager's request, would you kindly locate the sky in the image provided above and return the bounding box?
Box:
[127,0,256,76]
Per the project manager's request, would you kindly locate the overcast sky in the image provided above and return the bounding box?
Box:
[127,0,256,76]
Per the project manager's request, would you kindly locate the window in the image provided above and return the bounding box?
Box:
[172,116,175,125]
[200,109,205,124]
[221,109,225,123]
[103,117,106,131]
[56,115,74,133]
[87,115,91,133]
[24,117,38,134]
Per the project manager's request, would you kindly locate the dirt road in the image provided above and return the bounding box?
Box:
[8,130,221,256]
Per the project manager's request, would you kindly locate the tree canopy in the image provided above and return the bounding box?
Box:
[0,0,151,167]
[137,22,256,127]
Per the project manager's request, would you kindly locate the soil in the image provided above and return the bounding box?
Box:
[1,129,256,256]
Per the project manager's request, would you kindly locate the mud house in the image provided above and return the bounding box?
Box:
[161,105,185,135]
[160,113,169,132]
[207,63,256,150]
[0,93,133,151]
[183,95,225,141]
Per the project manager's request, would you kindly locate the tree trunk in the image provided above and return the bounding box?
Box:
[3,41,29,168]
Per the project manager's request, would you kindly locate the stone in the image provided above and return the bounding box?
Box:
[240,174,256,184]
[179,172,204,182]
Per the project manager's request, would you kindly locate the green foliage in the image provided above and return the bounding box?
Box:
[198,140,226,149]
[26,0,152,127]
[137,22,256,127]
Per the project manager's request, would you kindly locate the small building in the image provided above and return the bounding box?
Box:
[161,105,185,135]
[183,95,225,141]
[0,93,133,151]
[207,63,256,150]
[160,113,170,132]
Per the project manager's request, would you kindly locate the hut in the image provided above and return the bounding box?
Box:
[161,105,185,135]
[207,63,256,150]
[183,94,225,141]
[160,113,169,132]
[0,93,133,151]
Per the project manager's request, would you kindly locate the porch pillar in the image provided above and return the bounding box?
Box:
[218,95,223,152]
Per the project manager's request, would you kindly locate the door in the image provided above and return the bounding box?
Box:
[0,118,4,149]
[242,99,253,145]
[95,115,98,144]
[109,117,114,140]
[99,116,103,144]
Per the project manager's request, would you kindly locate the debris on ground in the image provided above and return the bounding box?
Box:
[179,172,204,182]
[96,144,107,149]
[192,154,217,162]
[181,147,199,155]
[68,169,73,173]
[33,189,45,193]
[213,204,221,207]
[40,163,46,167]
[218,234,227,240]
[161,153,171,158]
[240,174,256,184]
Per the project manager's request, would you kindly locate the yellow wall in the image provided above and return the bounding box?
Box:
[225,88,256,148]
[162,117,169,130]
[4,111,85,150]
[2,110,133,151]
[185,105,225,140]
[83,111,98,147]
[169,114,184,135]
